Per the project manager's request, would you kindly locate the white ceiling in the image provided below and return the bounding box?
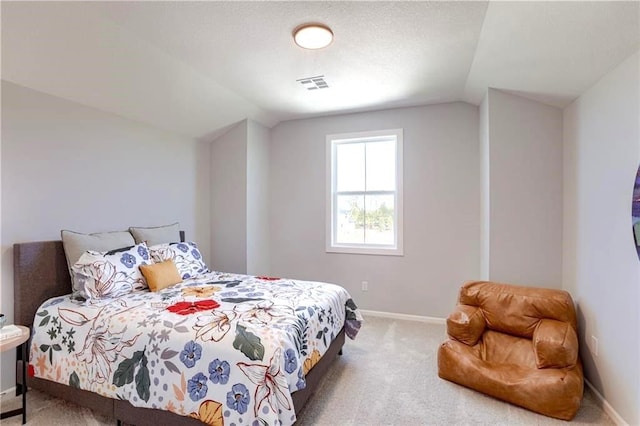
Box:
[2,1,639,139]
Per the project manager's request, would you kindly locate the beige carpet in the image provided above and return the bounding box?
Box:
[1,315,613,425]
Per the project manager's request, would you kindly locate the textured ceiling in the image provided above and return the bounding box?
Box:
[464,1,640,106]
[2,1,639,139]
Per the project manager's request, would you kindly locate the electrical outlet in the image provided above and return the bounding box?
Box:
[361,281,368,291]
[591,336,599,357]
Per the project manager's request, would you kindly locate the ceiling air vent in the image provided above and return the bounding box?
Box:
[297,75,329,90]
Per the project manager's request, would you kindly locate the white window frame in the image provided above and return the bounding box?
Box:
[326,128,404,256]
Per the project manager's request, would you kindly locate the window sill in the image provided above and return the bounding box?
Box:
[326,245,404,256]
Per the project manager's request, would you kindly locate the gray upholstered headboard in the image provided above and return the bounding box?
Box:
[14,241,71,328]
[13,231,185,328]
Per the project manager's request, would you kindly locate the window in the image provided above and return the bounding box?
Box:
[326,129,403,255]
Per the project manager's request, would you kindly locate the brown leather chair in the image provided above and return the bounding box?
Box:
[438,281,584,420]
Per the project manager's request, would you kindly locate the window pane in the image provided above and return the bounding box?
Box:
[364,194,395,245]
[336,143,365,192]
[335,195,365,244]
[365,140,396,191]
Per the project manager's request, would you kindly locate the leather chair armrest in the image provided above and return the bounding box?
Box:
[447,304,486,346]
[533,319,578,368]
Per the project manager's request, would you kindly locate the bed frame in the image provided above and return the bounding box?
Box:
[13,238,345,425]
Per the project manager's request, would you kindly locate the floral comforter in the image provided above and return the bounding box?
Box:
[29,272,362,425]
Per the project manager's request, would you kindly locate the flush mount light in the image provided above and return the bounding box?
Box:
[293,24,333,50]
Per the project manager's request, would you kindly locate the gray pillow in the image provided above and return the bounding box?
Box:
[61,230,136,292]
[129,222,180,246]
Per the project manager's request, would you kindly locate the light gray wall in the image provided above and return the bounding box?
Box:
[209,119,271,275]
[195,140,212,259]
[210,121,247,273]
[486,89,563,288]
[0,80,210,391]
[246,120,271,276]
[479,94,490,280]
[269,103,480,317]
[563,50,640,425]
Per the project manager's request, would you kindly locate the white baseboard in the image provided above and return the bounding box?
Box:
[359,309,446,324]
[584,379,628,426]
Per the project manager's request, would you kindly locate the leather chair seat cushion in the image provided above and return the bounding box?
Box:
[480,331,538,369]
[438,339,583,421]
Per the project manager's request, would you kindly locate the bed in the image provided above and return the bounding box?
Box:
[13,238,361,426]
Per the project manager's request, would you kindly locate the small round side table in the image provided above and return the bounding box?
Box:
[0,325,30,424]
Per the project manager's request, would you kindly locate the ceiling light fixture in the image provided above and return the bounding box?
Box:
[293,24,333,50]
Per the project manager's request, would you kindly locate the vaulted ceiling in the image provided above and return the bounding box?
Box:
[2,1,639,139]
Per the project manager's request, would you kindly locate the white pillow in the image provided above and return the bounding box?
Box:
[72,242,152,300]
[62,230,136,293]
[149,241,209,280]
[129,223,180,246]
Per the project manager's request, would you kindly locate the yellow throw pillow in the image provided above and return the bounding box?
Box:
[139,260,182,292]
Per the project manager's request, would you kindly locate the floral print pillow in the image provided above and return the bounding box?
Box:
[148,241,209,280]
[72,242,152,300]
